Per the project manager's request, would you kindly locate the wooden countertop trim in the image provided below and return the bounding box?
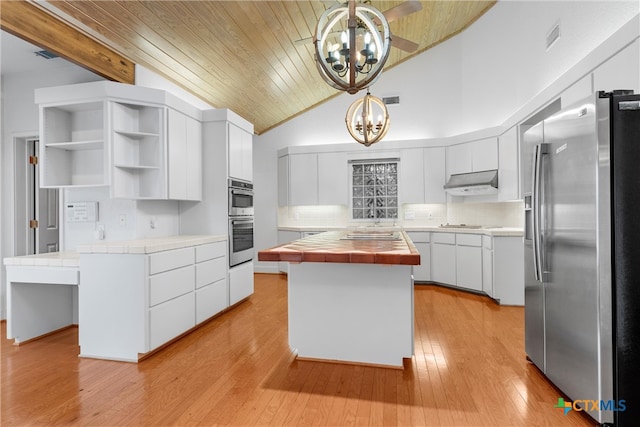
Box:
[258,231,420,266]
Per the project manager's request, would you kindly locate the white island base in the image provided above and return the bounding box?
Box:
[288,262,414,368]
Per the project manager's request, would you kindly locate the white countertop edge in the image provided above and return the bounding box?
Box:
[76,234,227,254]
[278,226,523,237]
[3,251,80,267]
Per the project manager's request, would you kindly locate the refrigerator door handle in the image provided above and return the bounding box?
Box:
[532,143,549,282]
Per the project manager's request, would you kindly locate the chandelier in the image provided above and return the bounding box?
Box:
[345,91,390,147]
[314,0,391,94]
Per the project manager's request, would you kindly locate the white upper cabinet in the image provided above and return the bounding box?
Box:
[111,102,165,199]
[399,147,446,204]
[318,152,348,205]
[278,152,348,207]
[424,147,446,203]
[167,108,202,201]
[288,153,318,206]
[39,101,108,188]
[498,127,519,201]
[36,81,204,201]
[228,122,253,182]
[446,137,498,178]
[399,148,424,204]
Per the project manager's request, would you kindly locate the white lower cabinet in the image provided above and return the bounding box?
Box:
[229,261,254,306]
[455,234,482,292]
[79,240,229,362]
[194,242,227,323]
[482,236,494,297]
[431,233,456,284]
[406,232,431,282]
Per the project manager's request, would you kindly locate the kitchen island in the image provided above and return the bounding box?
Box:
[259,230,420,368]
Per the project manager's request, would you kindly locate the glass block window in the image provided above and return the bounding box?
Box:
[351,160,398,219]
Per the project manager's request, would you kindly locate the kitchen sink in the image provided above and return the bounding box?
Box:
[341,231,401,241]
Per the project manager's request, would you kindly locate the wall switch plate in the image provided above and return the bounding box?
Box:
[404,211,415,220]
[119,214,126,226]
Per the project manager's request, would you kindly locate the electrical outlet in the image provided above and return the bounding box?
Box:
[96,224,105,240]
[119,214,126,226]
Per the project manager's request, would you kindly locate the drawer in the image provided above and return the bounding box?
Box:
[149,292,195,350]
[456,233,482,247]
[432,232,455,245]
[195,241,226,263]
[149,265,195,307]
[406,231,430,243]
[196,279,228,324]
[195,257,226,289]
[483,235,493,250]
[148,247,194,275]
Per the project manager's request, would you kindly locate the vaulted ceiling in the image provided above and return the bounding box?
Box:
[18,1,495,134]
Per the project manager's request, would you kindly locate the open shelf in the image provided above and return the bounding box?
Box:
[45,140,104,150]
[114,164,161,170]
[114,130,161,139]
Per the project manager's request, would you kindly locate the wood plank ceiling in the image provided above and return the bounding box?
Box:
[33,1,495,134]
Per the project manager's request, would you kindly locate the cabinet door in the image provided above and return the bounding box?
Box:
[498,127,519,201]
[241,129,253,182]
[424,147,446,203]
[228,123,244,180]
[400,148,425,204]
[148,292,195,350]
[228,123,252,181]
[456,245,482,292]
[318,152,348,205]
[229,261,254,305]
[482,247,493,297]
[446,144,472,177]
[289,154,318,206]
[278,155,289,207]
[431,242,456,284]
[168,109,188,199]
[472,138,498,172]
[413,242,431,282]
[186,115,202,201]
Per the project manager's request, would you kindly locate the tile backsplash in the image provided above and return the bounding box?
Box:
[279,201,524,228]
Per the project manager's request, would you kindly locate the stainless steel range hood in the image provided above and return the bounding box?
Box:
[443,169,498,196]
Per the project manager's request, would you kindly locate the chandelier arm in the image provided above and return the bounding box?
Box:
[348,0,357,95]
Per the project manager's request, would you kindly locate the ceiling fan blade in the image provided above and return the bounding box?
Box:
[383,0,423,23]
[391,35,419,53]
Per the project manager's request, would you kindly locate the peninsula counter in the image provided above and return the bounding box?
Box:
[258,231,420,368]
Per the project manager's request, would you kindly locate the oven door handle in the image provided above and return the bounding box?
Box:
[231,189,254,196]
[231,219,254,227]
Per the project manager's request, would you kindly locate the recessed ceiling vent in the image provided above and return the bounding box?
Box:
[383,96,400,105]
[34,50,59,60]
[546,22,561,50]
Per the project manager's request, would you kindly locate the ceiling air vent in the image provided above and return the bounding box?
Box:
[34,50,59,60]
[546,23,561,50]
[383,96,400,105]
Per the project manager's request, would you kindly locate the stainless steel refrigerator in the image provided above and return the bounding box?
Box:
[523,90,640,426]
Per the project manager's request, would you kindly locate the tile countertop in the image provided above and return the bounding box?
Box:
[278,226,524,237]
[76,234,227,254]
[259,230,420,265]
[3,251,80,267]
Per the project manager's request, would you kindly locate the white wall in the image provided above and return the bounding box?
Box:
[253,1,639,272]
[1,62,104,319]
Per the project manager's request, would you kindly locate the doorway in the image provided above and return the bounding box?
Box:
[14,135,60,255]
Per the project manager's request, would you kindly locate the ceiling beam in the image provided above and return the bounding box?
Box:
[0,0,134,84]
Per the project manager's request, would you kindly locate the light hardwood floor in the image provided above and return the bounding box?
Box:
[2,273,595,426]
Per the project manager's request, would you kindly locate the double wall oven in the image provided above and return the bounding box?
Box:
[228,179,254,267]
